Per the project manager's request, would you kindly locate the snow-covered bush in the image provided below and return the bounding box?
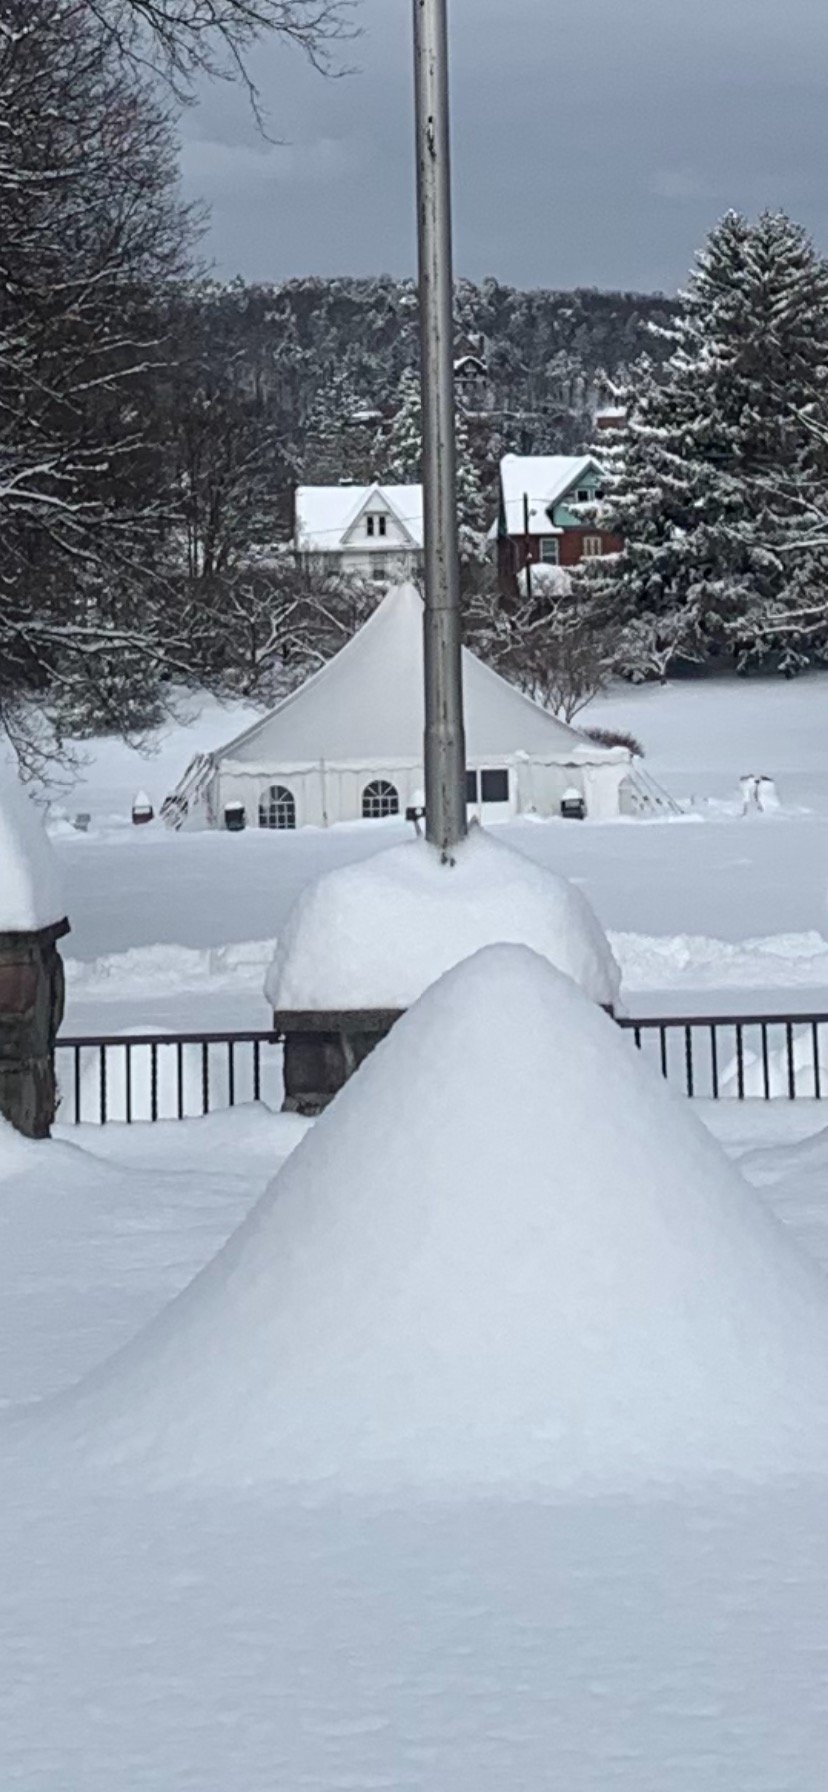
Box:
[582,725,644,757]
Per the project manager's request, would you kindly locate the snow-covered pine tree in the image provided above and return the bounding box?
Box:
[578,211,828,674]
[383,368,423,482]
[455,404,487,533]
[301,369,383,486]
[381,367,486,529]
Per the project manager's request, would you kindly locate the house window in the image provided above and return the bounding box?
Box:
[366,513,387,538]
[582,535,604,558]
[366,514,375,537]
[258,784,296,830]
[480,768,509,804]
[362,779,400,819]
[539,539,559,564]
[574,487,592,504]
[371,559,388,582]
[465,769,479,803]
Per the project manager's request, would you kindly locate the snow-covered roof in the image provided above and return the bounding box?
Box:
[215,583,621,769]
[499,454,602,536]
[295,484,424,552]
[0,767,66,932]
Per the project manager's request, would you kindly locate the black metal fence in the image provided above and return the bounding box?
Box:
[56,1031,282,1125]
[54,1011,828,1124]
[616,1011,828,1102]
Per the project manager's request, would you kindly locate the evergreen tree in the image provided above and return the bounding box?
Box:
[381,368,486,529]
[455,405,487,532]
[579,212,828,674]
[383,368,422,482]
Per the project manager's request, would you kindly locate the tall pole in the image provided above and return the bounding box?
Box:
[412,0,467,857]
[523,492,533,602]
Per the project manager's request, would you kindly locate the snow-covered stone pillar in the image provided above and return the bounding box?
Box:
[267,829,621,1115]
[0,771,70,1138]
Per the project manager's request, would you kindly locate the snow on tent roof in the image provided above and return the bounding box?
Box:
[295,484,424,551]
[266,826,620,1011]
[500,453,601,535]
[0,767,65,933]
[217,583,616,768]
[38,944,828,1490]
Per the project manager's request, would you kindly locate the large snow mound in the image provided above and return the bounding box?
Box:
[0,766,65,932]
[266,825,620,1010]
[32,944,828,1491]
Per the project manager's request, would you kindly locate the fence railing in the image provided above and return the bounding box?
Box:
[56,1031,282,1126]
[54,1011,828,1124]
[616,1011,828,1102]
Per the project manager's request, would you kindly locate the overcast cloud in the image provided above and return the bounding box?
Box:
[179,0,828,294]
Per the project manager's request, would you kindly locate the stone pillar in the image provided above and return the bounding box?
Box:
[276,1009,403,1116]
[0,918,70,1138]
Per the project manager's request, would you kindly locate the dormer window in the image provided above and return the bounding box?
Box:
[366,513,387,538]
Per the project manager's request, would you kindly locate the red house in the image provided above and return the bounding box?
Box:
[496,454,621,595]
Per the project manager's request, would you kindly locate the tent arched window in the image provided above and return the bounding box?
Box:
[258,784,296,830]
[362,779,399,820]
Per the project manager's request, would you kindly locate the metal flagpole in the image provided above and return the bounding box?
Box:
[412,0,467,857]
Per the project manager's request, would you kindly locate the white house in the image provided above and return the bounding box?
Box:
[169,583,638,833]
[294,483,424,583]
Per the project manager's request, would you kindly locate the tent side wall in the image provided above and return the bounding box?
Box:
[207,752,631,830]
[215,761,426,830]
[513,757,629,822]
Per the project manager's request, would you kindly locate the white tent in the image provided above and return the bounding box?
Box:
[172,584,633,831]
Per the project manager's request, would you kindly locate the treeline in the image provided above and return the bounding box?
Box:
[0,0,677,773]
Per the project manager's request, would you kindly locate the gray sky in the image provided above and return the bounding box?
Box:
[178,0,828,294]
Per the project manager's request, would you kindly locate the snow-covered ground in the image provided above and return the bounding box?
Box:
[4,950,828,1789]
[46,670,828,1031]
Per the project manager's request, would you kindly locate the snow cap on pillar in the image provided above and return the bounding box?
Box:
[0,765,65,934]
[266,825,620,1012]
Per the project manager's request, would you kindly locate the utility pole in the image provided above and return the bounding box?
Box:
[523,492,533,602]
[412,0,467,857]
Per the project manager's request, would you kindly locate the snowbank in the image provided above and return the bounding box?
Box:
[0,1112,40,1178]
[66,938,275,997]
[0,767,65,932]
[36,944,828,1490]
[614,928,828,992]
[267,825,620,1011]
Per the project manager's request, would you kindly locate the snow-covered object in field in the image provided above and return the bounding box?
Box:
[756,776,779,812]
[266,826,620,1011]
[170,583,633,830]
[517,561,572,597]
[36,944,828,1490]
[0,766,65,932]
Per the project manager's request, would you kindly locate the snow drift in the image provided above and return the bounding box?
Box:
[267,824,620,1011]
[31,943,828,1492]
[0,766,65,932]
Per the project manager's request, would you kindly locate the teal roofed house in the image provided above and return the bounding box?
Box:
[496,453,622,594]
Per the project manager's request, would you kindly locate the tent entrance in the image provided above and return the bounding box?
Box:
[465,766,512,822]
